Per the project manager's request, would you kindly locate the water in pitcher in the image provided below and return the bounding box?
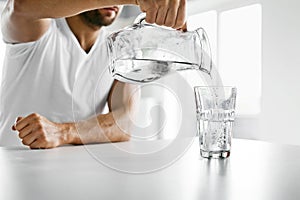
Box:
[111,53,223,87]
[112,59,198,83]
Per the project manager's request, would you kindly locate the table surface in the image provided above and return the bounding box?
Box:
[1,138,300,200]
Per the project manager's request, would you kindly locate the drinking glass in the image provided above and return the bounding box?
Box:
[194,86,237,158]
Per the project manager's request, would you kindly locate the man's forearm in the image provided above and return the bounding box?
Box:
[12,111,131,149]
[12,0,136,19]
[65,111,131,145]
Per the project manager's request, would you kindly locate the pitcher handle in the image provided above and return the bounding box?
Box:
[196,28,212,74]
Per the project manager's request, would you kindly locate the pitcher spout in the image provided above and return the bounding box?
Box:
[195,28,212,75]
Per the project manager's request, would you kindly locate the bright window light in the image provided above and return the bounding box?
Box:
[218,4,262,115]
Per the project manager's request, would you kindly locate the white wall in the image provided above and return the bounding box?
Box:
[188,0,300,145]
[260,0,300,145]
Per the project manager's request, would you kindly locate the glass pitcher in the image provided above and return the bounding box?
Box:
[106,14,212,84]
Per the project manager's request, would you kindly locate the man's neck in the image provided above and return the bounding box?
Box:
[66,16,102,53]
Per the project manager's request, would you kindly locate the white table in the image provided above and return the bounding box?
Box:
[1,138,300,200]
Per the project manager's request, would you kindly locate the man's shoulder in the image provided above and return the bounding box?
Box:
[3,19,63,56]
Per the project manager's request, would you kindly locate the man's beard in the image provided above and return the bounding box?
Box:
[79,10,116,27]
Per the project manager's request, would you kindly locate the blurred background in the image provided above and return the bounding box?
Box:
[0,0,299,145]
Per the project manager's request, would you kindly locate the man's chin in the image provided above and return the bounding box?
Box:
[100,18,116,26]
[80,9,117,27]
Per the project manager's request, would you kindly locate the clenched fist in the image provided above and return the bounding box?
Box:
[136,0,186,29]
[12,113,71,149]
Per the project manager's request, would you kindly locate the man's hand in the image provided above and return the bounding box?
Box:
[12,113,72,149]
[136,0,186,29]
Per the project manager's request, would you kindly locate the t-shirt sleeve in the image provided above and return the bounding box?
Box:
[4,20,55,57]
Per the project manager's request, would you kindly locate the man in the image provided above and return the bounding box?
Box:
[0,0,186,148]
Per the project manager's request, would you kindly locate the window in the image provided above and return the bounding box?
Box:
[219,4,262,115]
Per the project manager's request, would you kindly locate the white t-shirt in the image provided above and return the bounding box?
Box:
[0,18,114,146]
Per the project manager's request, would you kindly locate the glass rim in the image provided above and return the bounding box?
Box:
[194,86,237,89]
